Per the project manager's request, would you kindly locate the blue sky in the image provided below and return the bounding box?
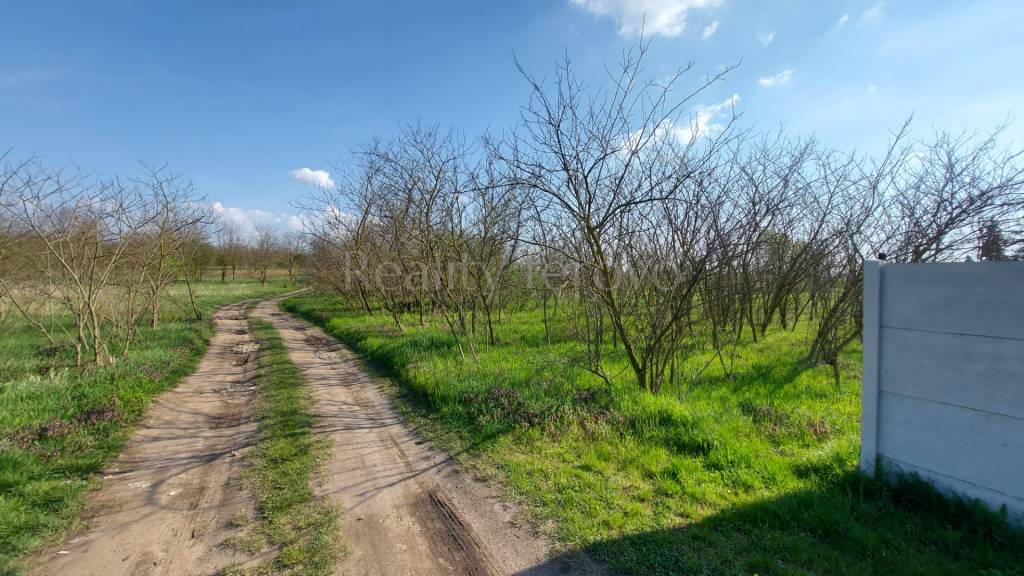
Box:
[2,0,1022,233]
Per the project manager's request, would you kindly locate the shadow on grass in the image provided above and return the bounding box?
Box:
[685,352,816,398]
[521,470,1023,576]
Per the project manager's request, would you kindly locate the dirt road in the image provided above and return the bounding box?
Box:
[29,302,264,576]
[251,297,604,576]
[28,296,603,575]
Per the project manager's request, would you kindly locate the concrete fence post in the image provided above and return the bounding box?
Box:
[859,260,883,476]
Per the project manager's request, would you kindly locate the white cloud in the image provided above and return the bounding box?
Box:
[211,201,304,238]
[758,69,794,87]
[689,93,740,140]
[758,30,775,46]
[837,13,850,26]
[289,167,335,189]
[702,20,719,39]
[569,0,722,38]
[861,2,884,22]
[629,93,740,147]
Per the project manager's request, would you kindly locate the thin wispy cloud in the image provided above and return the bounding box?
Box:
[569,0,722,38]
[702,20,719,39]
[862,2,884,22]
[837,13,850,26]
[289,167,335,189]
[758,69,794,87]
[758,30,775,46]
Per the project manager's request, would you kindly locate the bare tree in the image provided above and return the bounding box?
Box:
[509,41,737,391]
[131,166,213,328]
[216,220,244,282]
[281,231,305,282]
[0,159,147,366]
[369,125,481,358]
[300,158,393,316]
[0,158,22,326]
[886,126,1024,263]
[463,143,528,346]
[253,223,277,286]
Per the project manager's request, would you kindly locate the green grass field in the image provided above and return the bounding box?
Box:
[0,278,295,575]
[284,293,1024,576]
[223,313,339,575]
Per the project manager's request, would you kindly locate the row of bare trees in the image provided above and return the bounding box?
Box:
[0,155,303,367]
[300,44,1024,393]
[214,221,304,285]
[0,158,214,366]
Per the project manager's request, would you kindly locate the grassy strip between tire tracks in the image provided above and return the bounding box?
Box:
[223,312,339,575]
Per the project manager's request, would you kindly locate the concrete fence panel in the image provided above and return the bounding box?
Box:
[860,260,1024,524]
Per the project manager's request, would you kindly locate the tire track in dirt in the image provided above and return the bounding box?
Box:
[253,297,607,576]
[28,301,265,576]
